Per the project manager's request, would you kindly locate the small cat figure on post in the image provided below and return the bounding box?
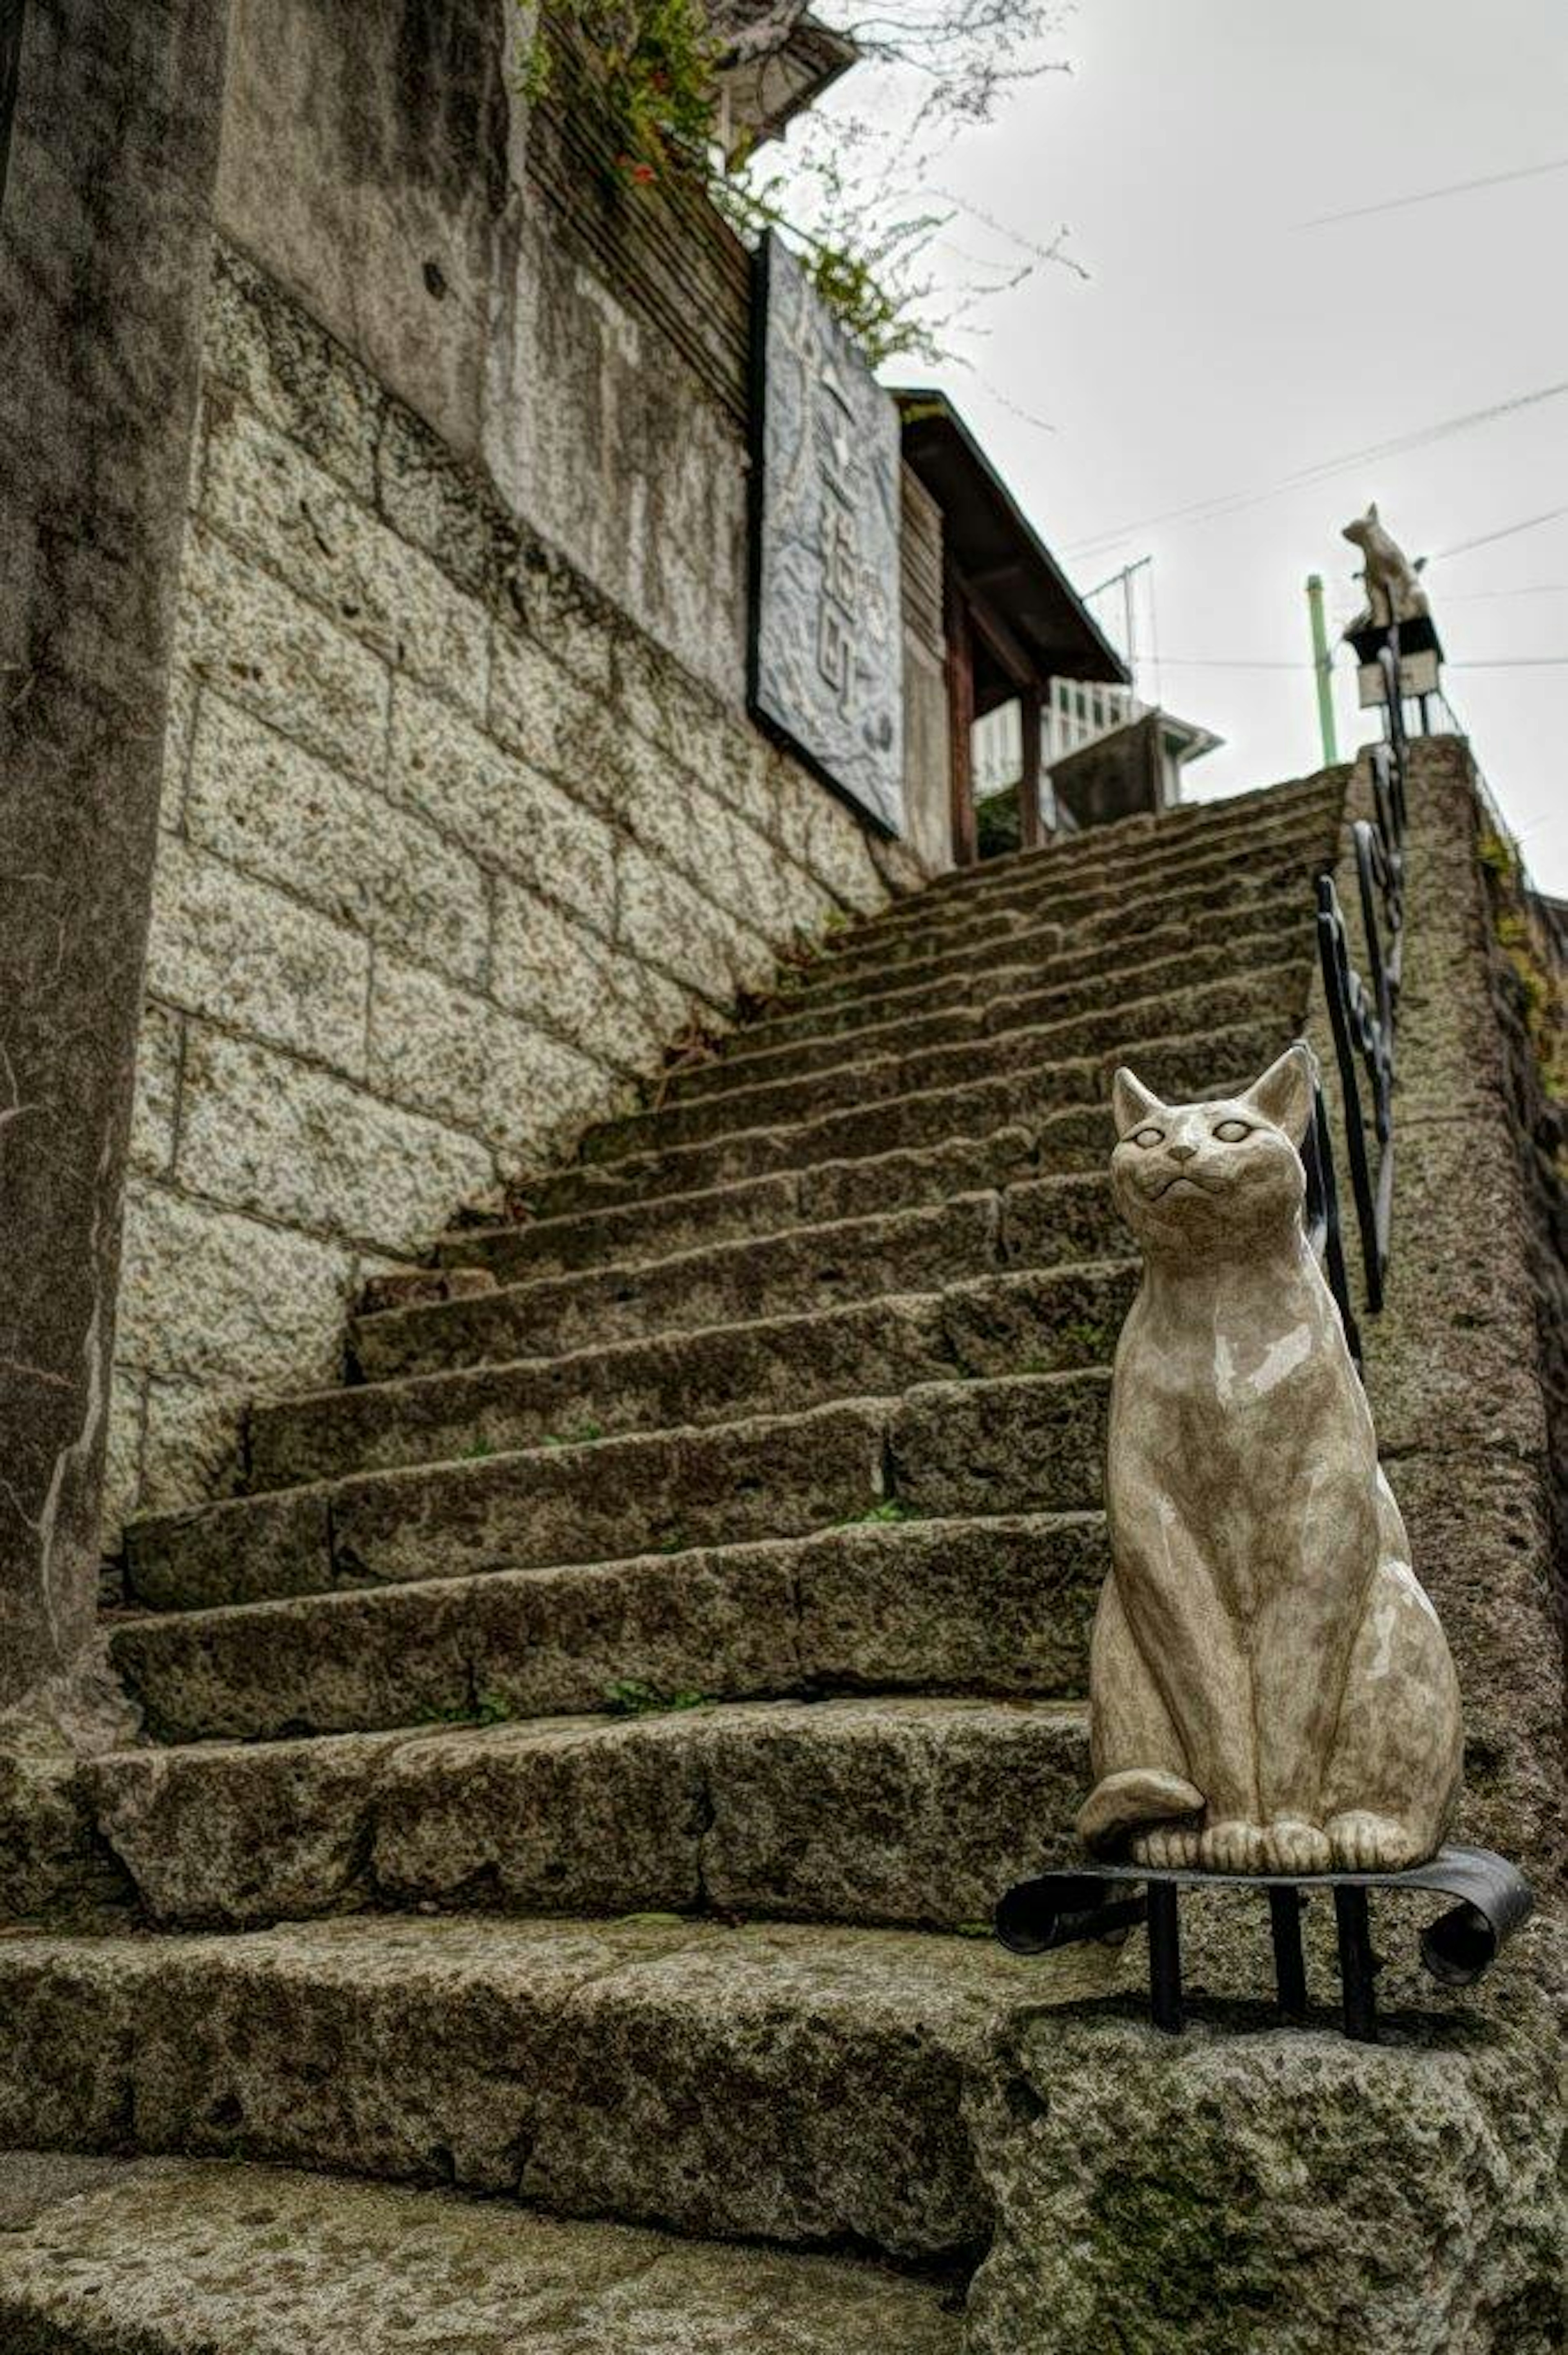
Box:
[1080,1042,1463,1876]
[1342,502,1430,633]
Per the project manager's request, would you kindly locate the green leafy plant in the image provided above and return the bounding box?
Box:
[518,2,1076,366]
[604,1677,712,1716]
[1484,865,1568,1099]
[1477,827,1519,885]
[1054,1317,1116,1358]
[419,1690,512,1727]
[837,1497,920,1526]
[522,0,719,184]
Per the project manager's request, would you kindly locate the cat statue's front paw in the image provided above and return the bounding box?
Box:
[1326,1811,1426,1872]
[1261,1818,1332,1873]
[1129,1823,1202,1868]
[1195,1819,1268,1873]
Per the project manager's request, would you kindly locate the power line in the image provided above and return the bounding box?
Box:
[1446,585,1568,601]
[1433,506,1568,560]
[1151,654,1568,674]
[1295,154,1568,230]
[1063,379,1568,561]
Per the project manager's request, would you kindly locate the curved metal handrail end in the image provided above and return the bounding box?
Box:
[995,1844,1533,1987]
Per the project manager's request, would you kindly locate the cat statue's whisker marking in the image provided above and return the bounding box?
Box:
[1079,1041,1463,1878]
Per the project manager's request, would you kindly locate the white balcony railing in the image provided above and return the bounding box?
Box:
[973,679,1153,831]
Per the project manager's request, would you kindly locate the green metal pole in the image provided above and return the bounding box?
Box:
[1306,573,1339,766]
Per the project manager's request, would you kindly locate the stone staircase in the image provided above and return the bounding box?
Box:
[0,772,1348,2347]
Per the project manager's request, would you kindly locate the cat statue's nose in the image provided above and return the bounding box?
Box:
[1169,1142,1198,1162]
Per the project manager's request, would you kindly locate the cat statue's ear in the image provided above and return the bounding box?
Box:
[1111,1066,1166,1137]
[1243,1042,1316,1144]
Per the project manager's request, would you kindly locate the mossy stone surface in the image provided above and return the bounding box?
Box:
[965,1985,1567,2355]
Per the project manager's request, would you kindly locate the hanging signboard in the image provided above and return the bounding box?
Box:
[748,232,906,837]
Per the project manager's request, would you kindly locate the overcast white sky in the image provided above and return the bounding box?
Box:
[814,0,1568,890]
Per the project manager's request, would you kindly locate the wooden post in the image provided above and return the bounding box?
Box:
[944,575,978,868]
[1018,683,1044,850]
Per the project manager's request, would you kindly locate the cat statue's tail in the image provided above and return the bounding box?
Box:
[1078,1766,1204,1852]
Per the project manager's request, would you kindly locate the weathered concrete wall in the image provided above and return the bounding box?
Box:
[214,0,751,705]
[0,0,228,1719]
[109,244,907,1538]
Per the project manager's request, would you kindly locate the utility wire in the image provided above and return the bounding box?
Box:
[1446,584,1568,600]
[1064,379,1568,562]
[1432,505,1568,560]
[1295,154,1568,230]
[1150,654,1568,673]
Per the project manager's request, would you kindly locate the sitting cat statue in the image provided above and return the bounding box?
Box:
[1342,502,1430,634]
[1079,1042,1463,1876]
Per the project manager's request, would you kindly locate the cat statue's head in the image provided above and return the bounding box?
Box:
[1109,1043,1316,1257]
[1342,502,1380,553]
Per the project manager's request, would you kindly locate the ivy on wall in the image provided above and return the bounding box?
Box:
[522,0,721,187]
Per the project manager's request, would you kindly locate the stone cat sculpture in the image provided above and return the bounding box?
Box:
[1342,501,1430,632]
[1079,1042,1463,1876]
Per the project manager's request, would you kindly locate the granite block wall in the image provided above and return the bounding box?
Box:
[107,243,912,1542]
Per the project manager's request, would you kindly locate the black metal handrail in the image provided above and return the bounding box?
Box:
[1303,1081,1362,1365]
[1304,628,1408,1358]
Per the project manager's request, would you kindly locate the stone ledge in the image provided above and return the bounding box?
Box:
[0,1749,127,1924]
[0,2153,965,2354]
[964,1976,1566,2355]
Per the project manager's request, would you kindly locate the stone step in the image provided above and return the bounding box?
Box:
[688,920,1310,1095]
[443,1142,1104,1287]
[632,959,1304,1143]
[734,908,1271,1060]
[758,871,1309,1046]
[586,1021,1107,1168]
[251,1264,1133,1492]
[80,1693,1090,1933]
[110,1511,1108,1742]
[907,767,1339,910]
[761,864,1314,1029]
[532,1015,1291,1212]
[840,781,1338,950]
[837,780,1335,939]
[0,1913,1112,2260]
[126,1373,1111,1610]
[0,2155,968,2354]
[811,816,1333,985]
[360,1178,1130,1380]
[525,1093,1097,1234]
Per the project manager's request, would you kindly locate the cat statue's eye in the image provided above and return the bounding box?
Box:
[1213,1119,1252,1142]
[1130,1127,1164,1149]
